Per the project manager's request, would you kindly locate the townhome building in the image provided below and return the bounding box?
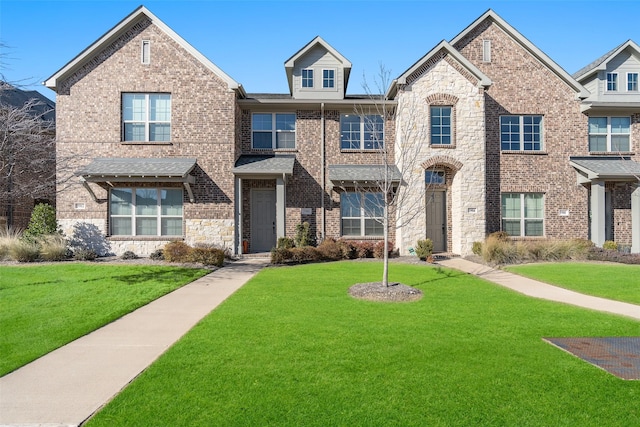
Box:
[44,6,639,256]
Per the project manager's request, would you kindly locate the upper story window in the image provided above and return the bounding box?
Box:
[500,115,543,151]
[141,40,150,64]
[340,192,384,237]
[252,113,296,149]
[302,69,314,88]
[122,94,171,142]
[110,188,183,236]
[430,106,452,145]
[340,114,384,150]
[588,116,631,152]
[628,73,638,91]
[501,193,544,237]
[482,40,491,62]
[606,72,618,91]
[323,69,335,88]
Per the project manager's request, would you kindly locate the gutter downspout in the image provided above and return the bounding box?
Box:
[321,102,326,240]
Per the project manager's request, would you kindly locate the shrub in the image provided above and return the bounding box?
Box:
[352,241,374,258]
[373,241,394,259]
[481,234,519,264]
[472,241,483,256]
[488,231,510,242]
[9,240,40,262]
[23,203,59,241]
[277,237,295,249]
[316,238,343,261]
[587,247,640,265]
[38,234,69,261]
[121,250,138,260]
[290,246,320,263]
[337,240,357,259]
[294,222,316,247]
[149,248,164,261]
[415,239,433,260]
[0,226,23,260]
[270,247,293,264]
[163,241,192,263]
[73,249,97,261]
[603,240,618,251]
[187,247,225,267]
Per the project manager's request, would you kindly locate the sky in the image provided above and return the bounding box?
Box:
[1,0,639,102]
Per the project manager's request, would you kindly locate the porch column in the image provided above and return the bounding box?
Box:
[632,185,640,254]
[276,177,286,239]
[235,176,242,255]
[591,180,606,247]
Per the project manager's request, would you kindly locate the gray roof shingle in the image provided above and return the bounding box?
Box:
[233,155,295,175]
[570,156,640,179]
[329,164,402,183]
[77,158,197,178]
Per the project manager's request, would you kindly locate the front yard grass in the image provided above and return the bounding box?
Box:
[0,264,209,376]
[87,262,640,427]
[505,262,640,305]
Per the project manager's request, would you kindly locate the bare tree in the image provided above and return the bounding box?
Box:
[336,65,431,286]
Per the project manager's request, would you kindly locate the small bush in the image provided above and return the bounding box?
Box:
[9,240,40,262]
[163,241,192,263]
[488,231,510,242]
[415,239,433,260]
[472,241,483,256]
[277,237,295,249]
[373,241,394,259]
[317,238,343,261]
[38,234,69,261]
[603,240,618,251]
[23,203,59,241]
[294,222,316,247]
[149,249,164,260]
[337,240,357,259]
[121,251,138,260]
[187,247,225,267]
[270,247,293,264]
[290,246,321,263]
[587,247,640,265]
[352,241,374,258]
[481,234,519,264]
[0,226,23,260]
[74,248,97,261]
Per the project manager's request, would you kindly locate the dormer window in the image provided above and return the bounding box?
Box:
[302,69,314,88]
[606,73,618,91]
[628,73,638,91]
[323,69,335,88]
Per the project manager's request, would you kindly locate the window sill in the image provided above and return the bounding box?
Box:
[108,236,183,241]
[501,150,548,155]
[430,144,456,149]
[250,148,298,153]
[341,149,383,153]
[589,151,634,156]
[121,141,173,146]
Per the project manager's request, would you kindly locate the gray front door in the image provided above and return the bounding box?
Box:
[426,191,446,252]
[251,189,277,252]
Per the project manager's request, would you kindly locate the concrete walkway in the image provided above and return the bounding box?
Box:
[0,257,268,427]
[438,258,640,321]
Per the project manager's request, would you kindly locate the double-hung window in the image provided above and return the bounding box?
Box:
[340,192,384,237]
[500,115,543,151]
[340,114,384,150]
[628,73,638,91]
[110,188,183,236]
[588,116,631,152]
[607,73,618,91]
[501,193,544,237]
[302,69,314,88]
[252,113,296,149]
[323,69,335,88]
[122,94,171,142]
[431,106,452,145]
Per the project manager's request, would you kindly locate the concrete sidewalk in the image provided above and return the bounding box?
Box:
[0,257,268,427]
[438,258,640,321]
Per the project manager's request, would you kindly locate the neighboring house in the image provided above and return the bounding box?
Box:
[0,83,56,229]
[45,6,639,256]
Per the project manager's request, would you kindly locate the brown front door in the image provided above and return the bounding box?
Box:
[426,191,446,252]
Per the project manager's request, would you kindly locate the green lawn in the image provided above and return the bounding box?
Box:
[87,262,640,427]
[505,262,640,305]
[0,263,209,376]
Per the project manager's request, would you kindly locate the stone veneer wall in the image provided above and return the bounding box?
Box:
[55,19,237,256]
[395,56,486,256]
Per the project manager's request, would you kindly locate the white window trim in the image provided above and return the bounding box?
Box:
[302,68,314,89]
[606,72,618,91]
[588,116,631,152]
[340,192,384,237]
[500,115,544,151]
[322,68,337,90]
[122,93,171,142]
[340,114,384,150]
[501,193,544,237]
[141,40,150,64]
[110,188,183,237]
[251,113,296,150]
[627,72,638,92]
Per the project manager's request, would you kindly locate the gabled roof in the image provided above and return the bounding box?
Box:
[450,9,590,99]
[0,82,55,121]
[573,40,640,81]
[284,36,352,94]
[44,6,244,96]
[386,40,492,99]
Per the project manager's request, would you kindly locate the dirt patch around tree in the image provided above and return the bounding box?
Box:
[348,281,423,302]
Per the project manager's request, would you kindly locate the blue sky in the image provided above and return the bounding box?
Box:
[1,0,639,101]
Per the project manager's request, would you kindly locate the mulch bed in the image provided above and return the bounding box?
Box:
[348,281,423,302]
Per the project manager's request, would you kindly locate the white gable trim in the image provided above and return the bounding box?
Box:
[44,6,243,96]
[574,40,640,81]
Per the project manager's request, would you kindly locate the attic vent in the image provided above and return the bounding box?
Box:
[482,40,491,63]
[141,40,150,64]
